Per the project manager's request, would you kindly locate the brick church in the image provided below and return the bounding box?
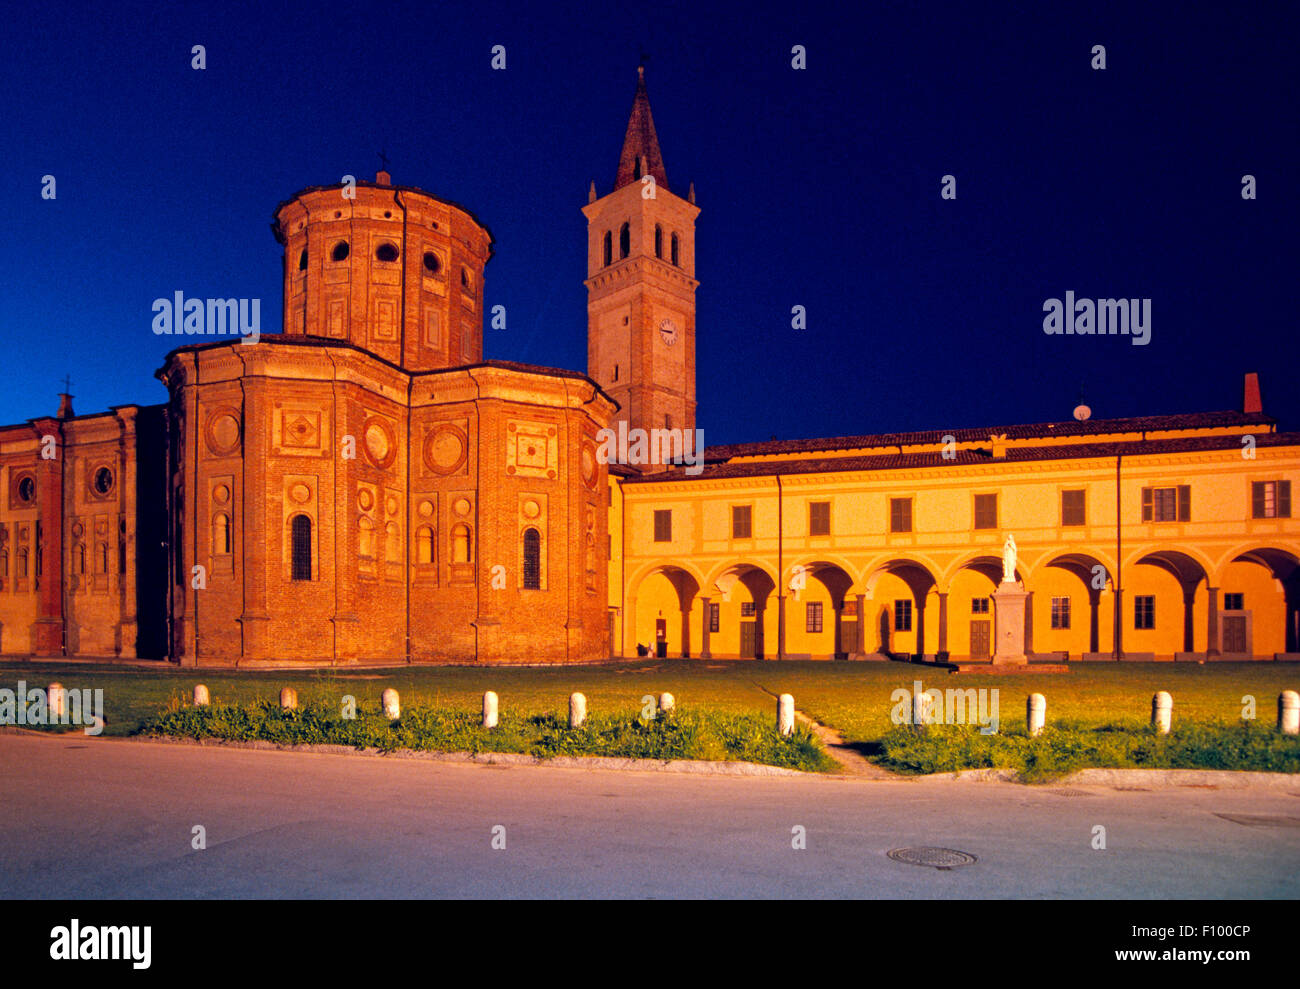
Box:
[1,68,1297,665]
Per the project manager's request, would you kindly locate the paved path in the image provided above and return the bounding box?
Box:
[1,734,1298,898]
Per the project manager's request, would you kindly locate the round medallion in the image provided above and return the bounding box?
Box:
[418,500,433,518]
[290,483,311,504]
[424,424,467,476]
[71,522,84,538]
[385,495,399,516]
[523,499,540,519]
[363,418,396,469]
[205,410,242,456]
[357,489,374,512]
[213,484,230,505]
[580,443,597,488]
[453,498,471,517]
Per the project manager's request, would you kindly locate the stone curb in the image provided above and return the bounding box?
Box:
[121,733,811,777]
[921,766,1300,789]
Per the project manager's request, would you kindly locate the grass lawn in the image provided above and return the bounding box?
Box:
[3,659,1297,774]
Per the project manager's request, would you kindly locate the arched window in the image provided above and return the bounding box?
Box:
[522,527,541,589]
[331,241,350,262]
[97,544,108,574]
[654,225,663,259]
[75,544,85,575]
[416,525,434,565]
[619,222,630,259]
[290,515,312,580]
[0,550,8,578]
[213,513,231,554]
[670,233,680,266]
[298,249,307,271]
[358,517,375,559]
[423,251,441,275]
[385,522,400,562]
[375,243,399,262]
[602,231,612,267]
[16,549,27,578]
[452,523,472,564]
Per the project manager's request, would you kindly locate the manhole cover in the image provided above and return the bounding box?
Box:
[886,847,978,869]
[1048,788,1096,797]
[1112,786,1150,792]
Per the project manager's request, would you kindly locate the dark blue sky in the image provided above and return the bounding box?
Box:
[4,0,1295,445]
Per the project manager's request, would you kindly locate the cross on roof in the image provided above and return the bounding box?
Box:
[61,374,72,395]
[378,149,390,172]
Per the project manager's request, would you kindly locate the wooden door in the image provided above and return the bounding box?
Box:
[970,619,991,659]
[1222,616,1248,654]
[740,620,756,659]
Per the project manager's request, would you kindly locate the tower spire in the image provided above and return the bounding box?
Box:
[614,65,669,192]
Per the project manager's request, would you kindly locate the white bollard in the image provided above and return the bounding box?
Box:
[280,687,298,710]
[911,691,933,729]
[1027,693,1046,737]
[569,692,587,729]
[193,684,210,707]
[1279,691,1299,735]
[48,683,65,720]
[658,692,675,716]
[777,693,795,736]
[381,688,400,720]
[1151,691,1172,734]
[483,691,499,729]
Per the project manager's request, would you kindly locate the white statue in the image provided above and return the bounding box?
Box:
[1001,533,1017,583]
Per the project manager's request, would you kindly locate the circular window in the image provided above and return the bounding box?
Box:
[331,241,350,262]
[375,243,399,263]
[384,210,392,218]
[298,249,307,271]
[93,467,113,495]
[423,252,441,275]
[460,268,470,288]
[17,477,35,504]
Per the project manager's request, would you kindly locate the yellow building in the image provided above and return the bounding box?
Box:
[596,73,1300,664]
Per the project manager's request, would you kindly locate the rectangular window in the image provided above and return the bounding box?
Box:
[890,497,912,533]
[732,505,752,539]
[607,534,612,560]
[894,599,912,632]
[1134,595,1155,630]
[1142,485,1190,522]
[1224,593,1244,611]
[1061,489,1086,526]
[709,603,720,633]
[974,493,998,530]
[653,510,672,543]
[1051,596,1071,630]
[741,601,756,617]
[1252,480,1292,519]
[809,501,830,536]
[806,601,823,633]
[971,597,989,614]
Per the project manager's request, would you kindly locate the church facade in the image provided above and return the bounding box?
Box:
[0,69,1296,665]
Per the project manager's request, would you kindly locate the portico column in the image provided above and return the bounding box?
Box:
[937,591,949,660]
[776,593,786,660]
[914,596,926,661]
[856,593,867,657]
[1182,586,1197,652]
[1207,586,1220,657]
[680,602,691,658]
[1024,590,1034,656]
[699,596,711,659]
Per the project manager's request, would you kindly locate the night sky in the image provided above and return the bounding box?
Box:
[4,1,1295,446]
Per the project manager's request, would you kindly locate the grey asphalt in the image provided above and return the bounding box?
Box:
[1,734,1297,898]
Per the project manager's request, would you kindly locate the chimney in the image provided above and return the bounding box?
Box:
[1243,372,1262,415]
[56,393,74,419]
[375,169,392,186]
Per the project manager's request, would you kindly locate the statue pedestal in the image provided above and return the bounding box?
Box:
[992,581,1028,665]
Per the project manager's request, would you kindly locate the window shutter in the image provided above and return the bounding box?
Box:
[1141,487,1153,522]
[1280,480,1292,518]
[1252,482,1266,519]
[1177,485,1191,521]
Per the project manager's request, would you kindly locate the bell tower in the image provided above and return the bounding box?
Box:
[583,67,699,466]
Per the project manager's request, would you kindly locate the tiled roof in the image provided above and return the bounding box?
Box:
[624,431,1300,484]
[702,410,1275,461]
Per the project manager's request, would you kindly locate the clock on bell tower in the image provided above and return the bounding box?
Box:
[583,66,699,470]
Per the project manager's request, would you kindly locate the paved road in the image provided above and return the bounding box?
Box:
[1,734,1298,898]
